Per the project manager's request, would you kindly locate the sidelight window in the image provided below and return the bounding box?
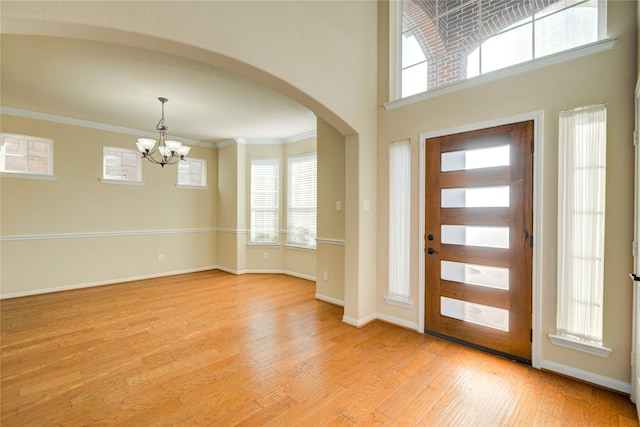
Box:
[553,103,610,356]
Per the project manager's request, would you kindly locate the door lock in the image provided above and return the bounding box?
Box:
[427,247,438,255]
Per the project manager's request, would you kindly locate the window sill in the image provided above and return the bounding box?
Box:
[385,37,617,109]
[100,178,144,186]
[1,172,57,181]
[548,333,612,358]
[247,242,280,247]
[176,184,208,190]
[384,295,413,309]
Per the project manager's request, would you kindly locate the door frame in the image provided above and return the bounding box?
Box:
[418,110,544,369]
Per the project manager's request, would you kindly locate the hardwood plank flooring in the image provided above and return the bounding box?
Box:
[1,270,637,426]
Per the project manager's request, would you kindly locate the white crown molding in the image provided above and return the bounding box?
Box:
[214,130,317,149]
[0,106,214,148]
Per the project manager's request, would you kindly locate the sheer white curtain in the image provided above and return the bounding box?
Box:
[389,140,411,298]
[557,104,607,343]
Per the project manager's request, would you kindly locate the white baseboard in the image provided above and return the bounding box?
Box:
[315,293,344,307]
[540,359,631,394]
[343,313,377,327]
[376,312,420,332]
[216,267,316,282]
[0,265,219,299]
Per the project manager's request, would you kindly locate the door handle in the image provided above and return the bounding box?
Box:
[632,274,640,282]
[427,247,438,255]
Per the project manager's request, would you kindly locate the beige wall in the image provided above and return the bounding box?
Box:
[216,138,318,279]
[317,118,346,305]
[377,1,637,388]
[0,114,218,296]
[1,0,379,325]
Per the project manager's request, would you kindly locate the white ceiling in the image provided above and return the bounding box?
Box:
[1,35,317,144]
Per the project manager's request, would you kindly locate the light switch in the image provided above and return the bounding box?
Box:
[336,201,342,211]
[364,199,371,211]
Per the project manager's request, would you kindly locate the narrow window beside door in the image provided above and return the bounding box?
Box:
[551,103,611,357]
[387,140,412,306]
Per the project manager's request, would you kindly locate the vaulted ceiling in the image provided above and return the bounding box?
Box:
[1,35,317,145]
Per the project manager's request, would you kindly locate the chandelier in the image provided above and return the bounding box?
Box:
[135,97,190,167]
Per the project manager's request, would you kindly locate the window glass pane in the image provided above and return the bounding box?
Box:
[534,0,588,19]
[5,155,27,172]
[441,260,509,290]
[441,185,510,208]
[402,62,428,98]
[402,34,427,68]
[4,138,27,155]
[103,147,139,181]
[28,140,49,158]
[251,158,279,243]
[288,154,316,247]
[441,145,510,172]
[441,225,510,248]
[535,1,597,58]
[441,296,509,331]
[481,23,532,74]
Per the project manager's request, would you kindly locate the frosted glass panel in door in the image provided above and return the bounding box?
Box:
[441,186,510,208]
[441,296,509,332]
[441,260,509,290]
[441,225,510,248]
[441,145,510,172]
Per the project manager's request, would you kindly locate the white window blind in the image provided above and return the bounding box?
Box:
[178,158,206,187]
[389,140,411,298]
[251,158,280,244]
[1,133,53,176]
[557,104,607,344]
[287,153,317,248]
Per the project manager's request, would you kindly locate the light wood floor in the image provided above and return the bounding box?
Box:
[1,270,638,426]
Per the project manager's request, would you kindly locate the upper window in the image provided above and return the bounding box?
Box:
[251,158,280,244]
[103,147,141,183]
[0,133,53,176]
[287,153,317,248]
[178,158,207,188]
[400,0,605,98]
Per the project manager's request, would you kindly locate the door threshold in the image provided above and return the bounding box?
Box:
[424,329,532,366]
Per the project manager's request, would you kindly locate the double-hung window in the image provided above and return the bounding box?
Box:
[553,103,610,356]
[398,0,606,98]
[0,133,54,176]
[287,153,317,248]
[251,158,280,244]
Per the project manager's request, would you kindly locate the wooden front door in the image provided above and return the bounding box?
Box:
[425,121,533,362]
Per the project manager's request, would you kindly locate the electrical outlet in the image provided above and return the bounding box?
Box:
[323,271,328,281]
[263,252,269,260]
